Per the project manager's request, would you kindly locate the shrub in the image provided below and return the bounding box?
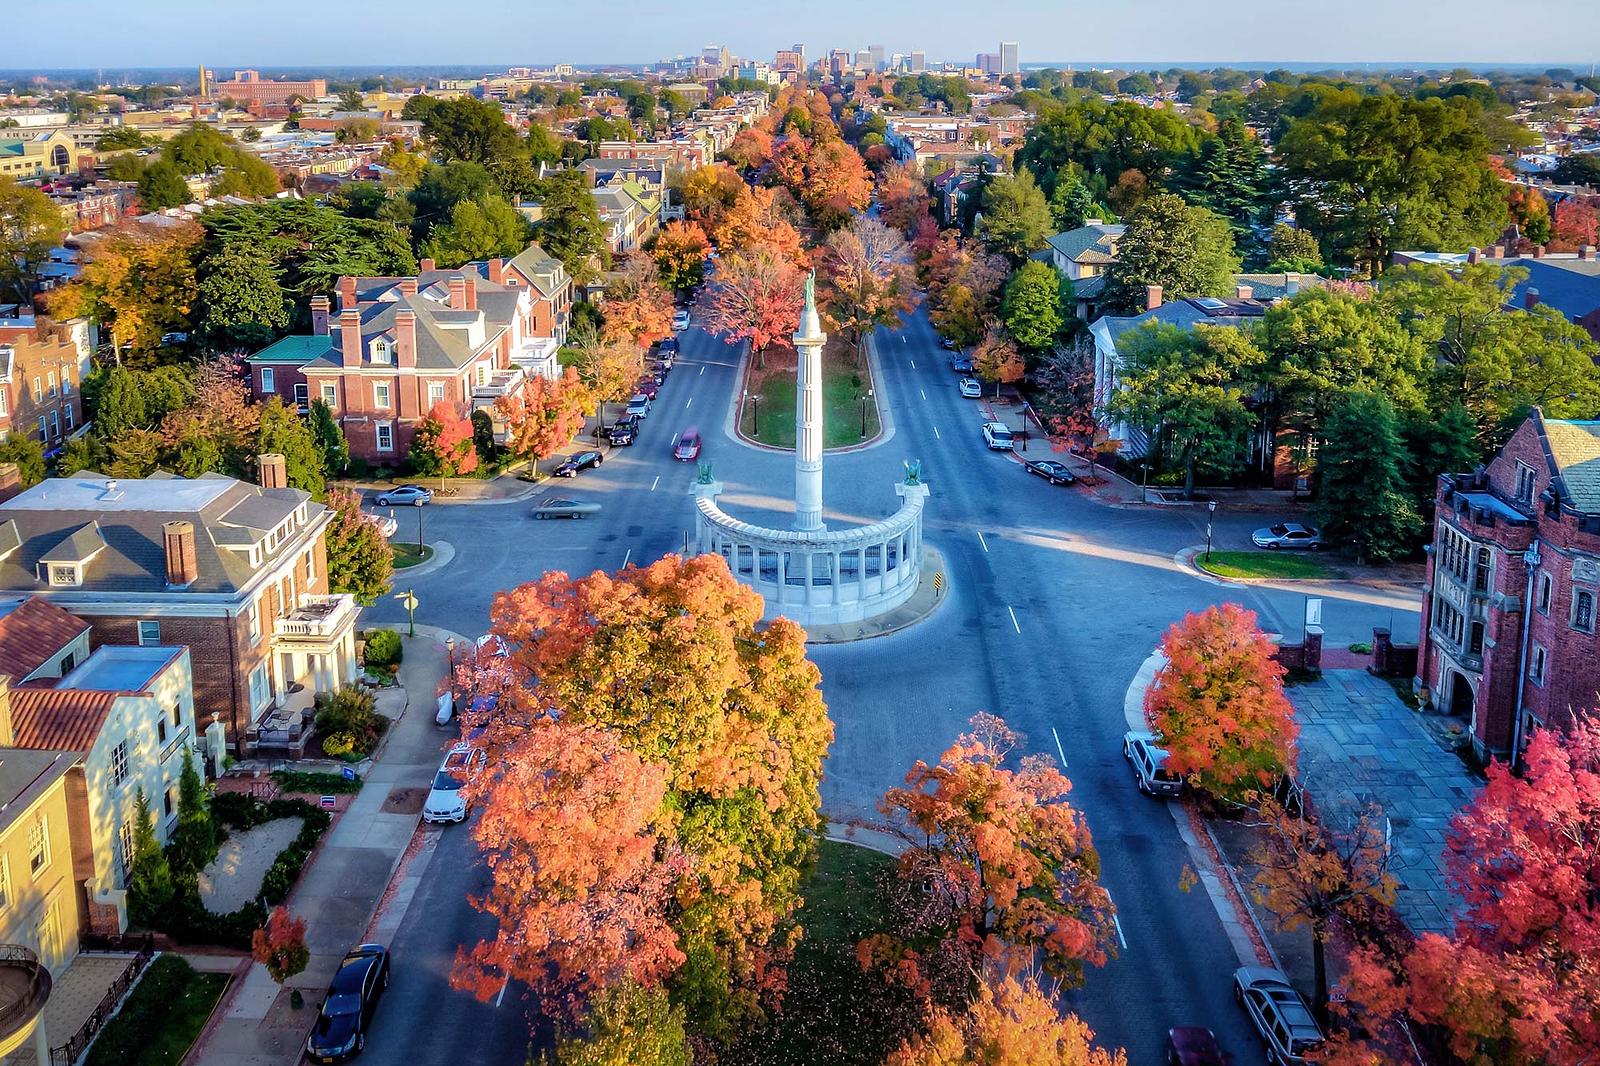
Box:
[315,686,382,754]
[271,770,363,795]
[322,732,355,758]
[363,628,403,667]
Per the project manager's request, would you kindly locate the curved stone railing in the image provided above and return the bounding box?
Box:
[694,482,928,627]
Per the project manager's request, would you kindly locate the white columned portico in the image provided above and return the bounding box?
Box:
[793,274,827,533]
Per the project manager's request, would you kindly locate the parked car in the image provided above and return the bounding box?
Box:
[950,353,974,373]
[940,336,957,350]
[531,496,601,519]
[366,513,399,538]
[672,309,692,331]
[1166,1027,1225,1066]
[605,415,638,446]
[1234,967,1325,1066]
[554,451,604,477]
[1122,730,1183,797]
[423,744,484,824]
[626,394,652,419]
[1024,459,1076,486]
[653,356,672,376]
[659,336,679,355]
[375,485,432,507]
[1252,522,1322,551]
[634,377,659,400]
[958,377,982,398]
[674,427,702,461]
[981,421,1015,451]
[305,944,391,1061]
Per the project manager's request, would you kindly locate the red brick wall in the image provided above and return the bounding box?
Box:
[0,324,87,446]
[251,363,308,408]
[306,367,474,463]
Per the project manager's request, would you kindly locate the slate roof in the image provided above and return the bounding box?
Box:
[1543,418,1600,513]
[300,275,512,374]
[1045,223,1125,265]
[0,597,90,682]
[1503,259,1600,321]
[1232,273,1331,302]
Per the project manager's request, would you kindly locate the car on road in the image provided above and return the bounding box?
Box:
[634,378,659,400]
[674,427,702,461]
[981,421,1015,451]
[305,943,391,1061]
[423,744,484,824]
[626,394,652,419]
[950,353,974,373]
[1234,967,1324,1066]
[531,496,601,519]
[958,377,982,398]
[366,513,399,538]
[1166,1027,1225,1066]
[375,485,432,507]
[672,309,692,331]
[1122,730,1183,797]
[1023,459,1076,486]
[554,451,604,477]
[659,336,679,355]
[940,336,957,350]
[1252,522,1323,551]
[605,415,638,446]
[653,355,673,375]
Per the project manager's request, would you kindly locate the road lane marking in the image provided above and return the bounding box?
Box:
[650,475,660,491]
[919,388,927,400]
[910,359,915,369]
[685,397,693,409]
[622,548,631,568]
[1007,605,1021,634]
[495,977,510,1007]
[976,531,989,552]
[933,426,941,440]
[699,365,705,376]
[1104,890,1129,949]
[1052,727,1067,768]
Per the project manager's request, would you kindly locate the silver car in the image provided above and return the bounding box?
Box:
[1252,522,1322,551]
[1233,967,1324,1066]
[375,485,432,507]
[958,377,982,398]
[1122,731,1183,797]
[531,497,601,519]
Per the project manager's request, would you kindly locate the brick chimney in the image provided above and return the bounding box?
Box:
[488,258,506,285]
[339,275,358,310]
[163,521,198,587]
[1532,245,1546,259]
[1467,247,1482,264]
[1235,284,1253,300]
[394,308,417,367]
[1490,244,1505,259]
[420,257,436,273]
[1145,284,1162,311]
[1525,287,1541,310]
[0,464,21,506]
[448,277,468,310]
[0,675,13,747]
[310,295,331,336]
[399,278,418,297]
[466,278,477,311]
[257,452,287,489]
[339,308,363,365]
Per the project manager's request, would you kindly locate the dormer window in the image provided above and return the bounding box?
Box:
[371,339,393,365]
[48,563,79,587]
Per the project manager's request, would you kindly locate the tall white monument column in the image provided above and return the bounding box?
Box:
[793,273,827,533]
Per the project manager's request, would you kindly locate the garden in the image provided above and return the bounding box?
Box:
[85,954,229,1066]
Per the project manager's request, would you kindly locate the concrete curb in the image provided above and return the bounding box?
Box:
[390,539,455,580]
[824,819,912,856]
[1175,545,1422,612]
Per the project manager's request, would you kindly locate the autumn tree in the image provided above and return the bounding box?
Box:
[923,234,1008,349]
[703,248,804,367]
[888,972,1128,1066]
[713,185,806,265]
[675,163,745,232]
[652,221,711,293]
[877,161,930,236]
[0,174,68,303]
[797,133,873,231]
[543,981,691,1066]
[496,368,588,469]
[601,259,675,349]
[409,400,480,480]
[867,713,1115,1001]
[48,220,202,364]
[569,322,643,427]
[722,127,773,175]
[1550,198,1598,251]
[971,328,1025,400]
[1248,797,1395,1022]
[252,906,311,984]
[468,555,834,1043]
[158,354,261,477]
[820,216,917,361]
[1035,338,1113,481]
[1143,604,1298,803]
[323,488,394,604]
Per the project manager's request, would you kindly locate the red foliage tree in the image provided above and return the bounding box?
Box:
[251,905,310,984]
[723,127,773,174]
[1551,198,1599,251]
[494,367,588,468]
[409,400,479,479]
[702,248,805,367]
[1144,604,1298,802]
[652,220,711,293]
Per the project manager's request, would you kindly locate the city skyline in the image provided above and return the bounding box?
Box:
[8,0,1600,70]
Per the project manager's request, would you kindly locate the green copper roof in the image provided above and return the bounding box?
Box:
[247,334,332,364]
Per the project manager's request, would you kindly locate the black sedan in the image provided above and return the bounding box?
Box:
[306,944,390,1061]
[605,416,638,446]
[554,450,604,477]
[1024,459,1076,486]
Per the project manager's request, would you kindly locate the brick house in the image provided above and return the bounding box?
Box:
[0,464,358,753]
[0,315,91,455]
[1416,410,1600,763]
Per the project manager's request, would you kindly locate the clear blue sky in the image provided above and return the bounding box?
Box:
[10,0,1600,69]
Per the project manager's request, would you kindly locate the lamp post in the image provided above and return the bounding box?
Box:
[1205,499,1218,563]
[395,588,418,638]
[416,502,425,554]
[752,393,760,437]
[444,636,456,702]
[860,388,874,437]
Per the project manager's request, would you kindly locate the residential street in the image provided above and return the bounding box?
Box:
[360,304,1423,1065]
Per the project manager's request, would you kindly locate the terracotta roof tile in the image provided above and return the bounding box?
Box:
[0,598,89,682]
[9,686,119,752]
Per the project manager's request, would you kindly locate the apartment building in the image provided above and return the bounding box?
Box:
[0,316,91,454]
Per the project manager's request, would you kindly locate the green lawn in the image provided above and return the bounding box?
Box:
[1198,550,1341,581]
[86,955,230,1066]
[391,542,434,569]
[740,341,881,449]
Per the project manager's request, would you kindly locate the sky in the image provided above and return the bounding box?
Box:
[9,0,1600,70]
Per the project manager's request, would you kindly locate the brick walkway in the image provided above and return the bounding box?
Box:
[1287,670,1483,935]
[9,953,142,1066]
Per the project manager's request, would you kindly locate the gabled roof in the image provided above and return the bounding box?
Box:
[1045,223,1125,265]
[10,687,119,752]
[1542,418,1600,513]
[0,598,90,682]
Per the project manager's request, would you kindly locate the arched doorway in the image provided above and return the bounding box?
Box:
[50,144,70,170]
[1448,671,1475,719]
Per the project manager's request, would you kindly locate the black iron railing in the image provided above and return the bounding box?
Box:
[49,934,154,1066]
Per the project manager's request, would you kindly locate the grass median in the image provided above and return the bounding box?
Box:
[739,337,881,449]
[1197,550,1342,581]
[391,542,434,569]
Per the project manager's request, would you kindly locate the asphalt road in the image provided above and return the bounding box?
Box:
[361,303,1420,1064]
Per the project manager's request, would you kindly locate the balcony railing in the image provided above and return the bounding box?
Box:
[274,593,358,641]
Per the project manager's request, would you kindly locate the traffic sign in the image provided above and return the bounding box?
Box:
[932,571,945,596]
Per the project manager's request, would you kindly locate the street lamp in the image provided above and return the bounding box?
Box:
[444,635,456,700]
[416,502,425,555]
[860,388,874,437]
[1205,499,1218,563]
[752,393,761,437]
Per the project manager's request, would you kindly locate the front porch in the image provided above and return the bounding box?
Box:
[246,594,360,759]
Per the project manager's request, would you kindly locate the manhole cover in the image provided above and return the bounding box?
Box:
[382,787,427,814]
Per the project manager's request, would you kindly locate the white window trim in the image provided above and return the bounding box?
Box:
[375,421,394,453]
[373,382,391,409]
[27,816,49,880]
[261,367,275,393]
[320,383,337,407]
[137,619,160,645]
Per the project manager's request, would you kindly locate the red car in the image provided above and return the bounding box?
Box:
[634,378,659,400]
[1166,1027,1225,1066]
[673,427,702,461]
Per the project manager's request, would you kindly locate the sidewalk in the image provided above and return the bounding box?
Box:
[192,632,459,1066]
[334,423,616,506]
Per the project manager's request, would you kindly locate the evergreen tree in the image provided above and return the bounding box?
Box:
[126,788,174,926]
[196,245,289,349]
[1173,118,1267,242]
[172,747,216,875]
[0,435,45,489]
[1047,172,1097,232]
[1104,194,1241,314]
[534,172,608,285]
[308,400,349,475]
[255,397,327,498]
[1001,261,1067,351]
[1312,392,1422,563]
[977,169,1052,263]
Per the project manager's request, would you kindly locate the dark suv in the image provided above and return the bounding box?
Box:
[606,416,639,446]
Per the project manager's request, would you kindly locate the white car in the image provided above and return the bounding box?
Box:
[672,309,692,331]
[422,745,484,824]
[958,377,982,398]
[1122,731,1184,797]
[982,421,1015,451]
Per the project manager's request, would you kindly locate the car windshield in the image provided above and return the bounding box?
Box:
[323,993,361,1017]
[1270,524,1290,536]
[432,768,463,790]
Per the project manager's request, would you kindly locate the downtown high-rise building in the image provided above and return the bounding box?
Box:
[1000,41,1020,74]
[909,50,927,73]
[868,44,886,72]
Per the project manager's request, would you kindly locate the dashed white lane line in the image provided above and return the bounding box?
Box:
[1007,605,1021,634]
[919,388,927,400]
[622,548,632,568]
[699,365,705,375]
[933,426,941,440]
[650,475,660,491]
[495,977,510,1007]
[685,397,693,409]
[1052,726,1068,768]
[910,359,916,369]
[976,530,989,552]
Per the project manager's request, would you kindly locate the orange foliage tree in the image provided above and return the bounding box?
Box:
[1144,604,1298,802]
[971,327,1026,400]
[408,400,480,479]
[675,164,744,232]
[878,161,932,237]
[723,127,773,174]
[47,219,201,365]
[652,220,711,293]
[601,260,675,349]
[462,554,834,1042]
[494,367,588,468]
[713,185,807,265]
[703,248,805,367]
[452,718,687,1017]
[865,713,1116,1003]
[251,905,310,984]
[888,972,1128,1066]
[819,216,917,361]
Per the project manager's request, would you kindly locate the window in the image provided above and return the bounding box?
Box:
[320,382,337,406]
[46,371,56,398]
[373,382,391,409]
[117,820,135,879]
[375,422,394,453]
[371,340,392,365]
[261,367,275,393]
[137,619,160,645]
[293,383,308,408]
[1437,525,1474,584]
[64,405,73,430]
[303,550,315,584]
[60,368,70,395]
[163,787,175,818]
[1574,589,1596,634]
[158,714,168,744]
[245,601,259,642]
[31,377,41,403]
[249,661,272,711]
[36,416,45,442]
[27,816,48,878]
[0,388,9,416]
[172,702,182,731]
[1473,547,1491,593]
[48,410,58,439]
[1468,621,1485,655]
[0,856,10,911]
[1539,573,1553,614]
[110,740,129,787]
[1516,462,1537,504]
[48,563,77,586]
[1531,643,1547,685]
[428,382,445,405]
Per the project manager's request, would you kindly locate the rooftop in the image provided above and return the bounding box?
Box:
[0,597,89,682]
[3,476,234,514]
[1544,418,1600,513]
[58,644,182,695]
[0,751,76,835]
